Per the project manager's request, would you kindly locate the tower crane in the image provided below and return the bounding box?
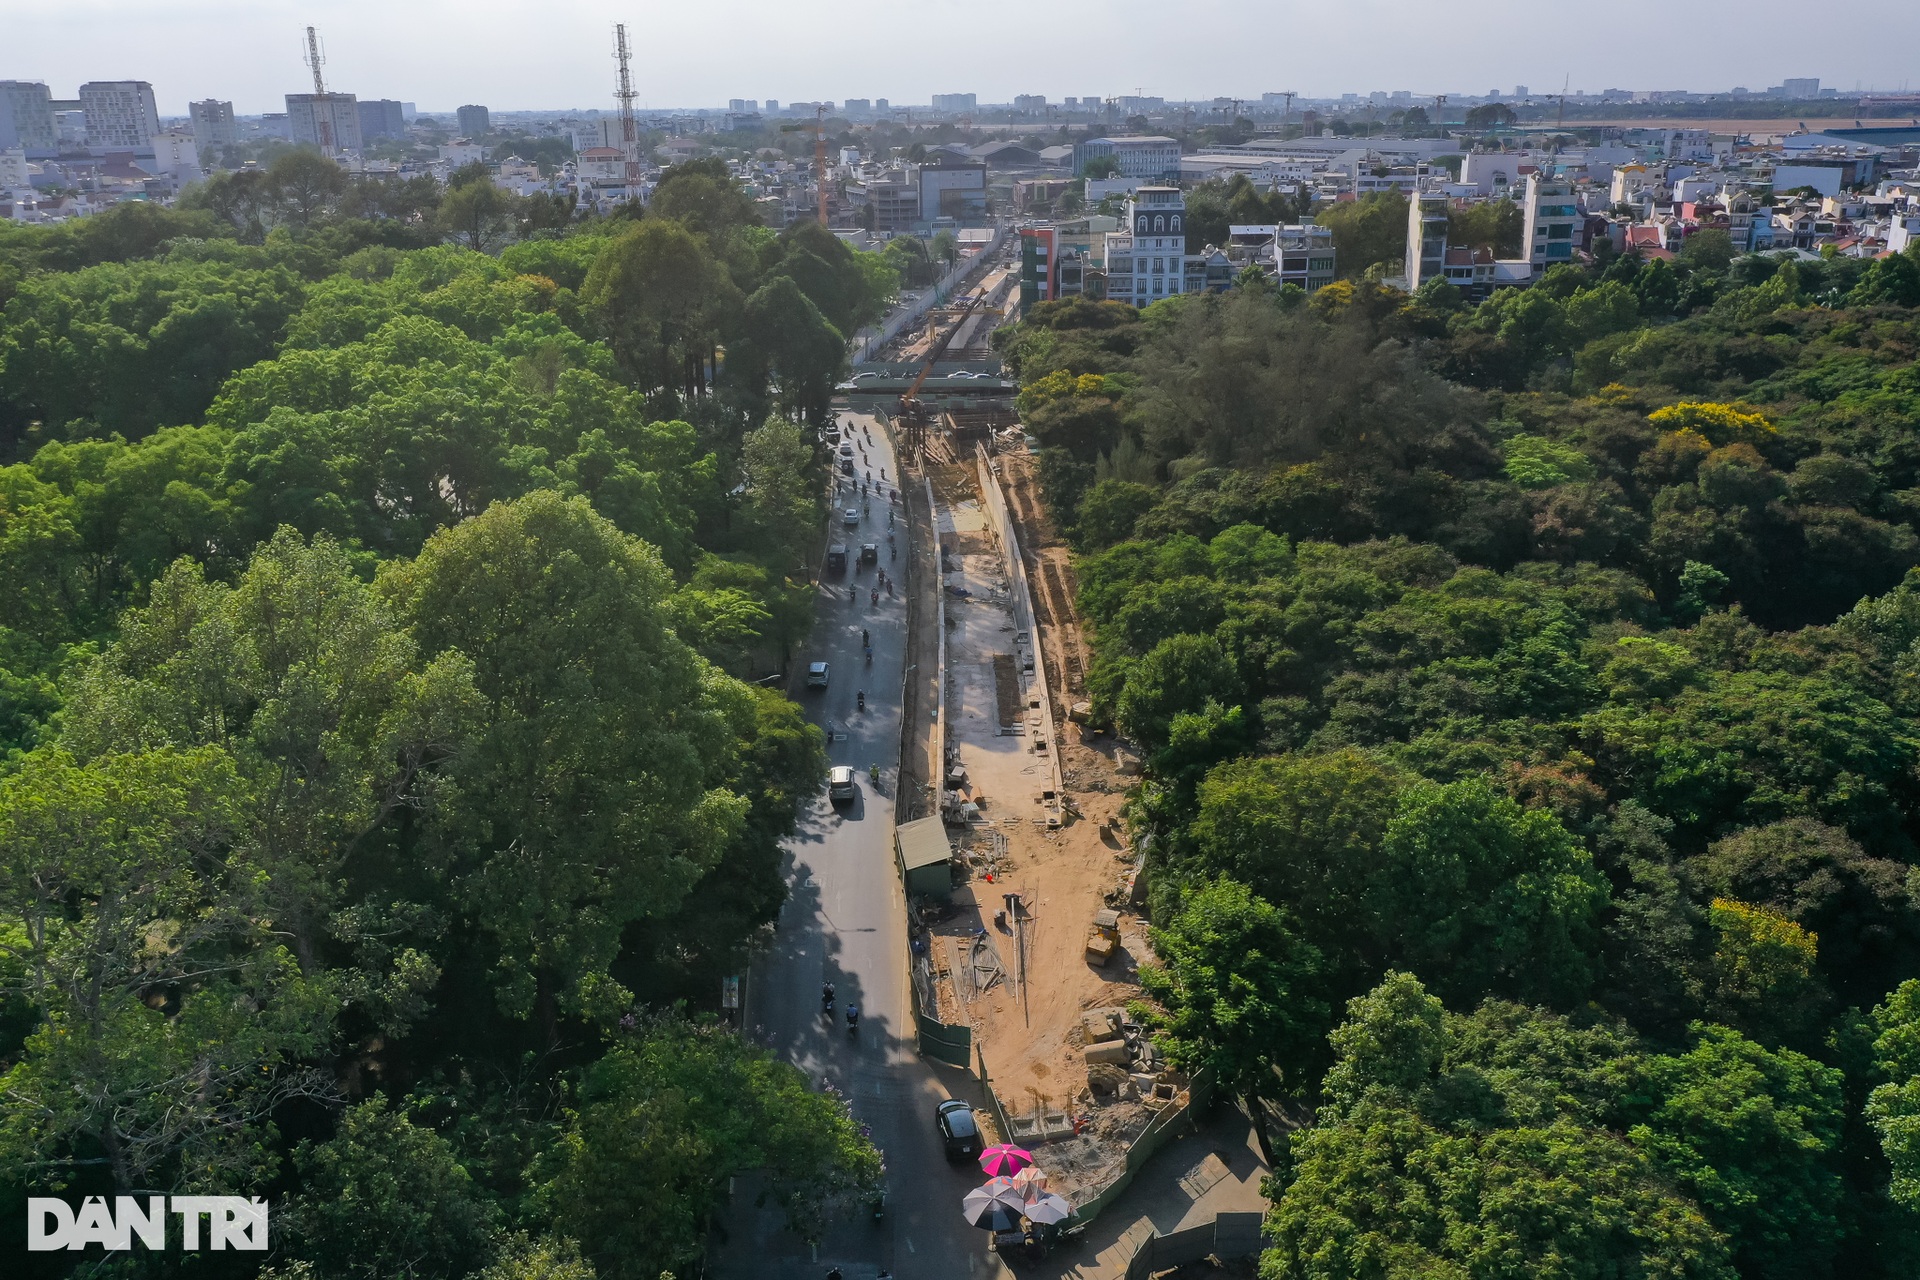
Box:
[781,104,831,226]
[302,26,334,155]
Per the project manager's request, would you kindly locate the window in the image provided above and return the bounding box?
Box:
[1154,216,1165,233]
[1171,215,1181,232]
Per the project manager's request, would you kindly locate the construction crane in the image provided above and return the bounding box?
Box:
[302,26,334,155]
[780,104,831,226]
[612,24,643,194]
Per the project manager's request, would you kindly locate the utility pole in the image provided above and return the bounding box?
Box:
[303,26,333,156]
[612,24,642,197]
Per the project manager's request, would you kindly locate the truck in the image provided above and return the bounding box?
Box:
[826,543,848,575]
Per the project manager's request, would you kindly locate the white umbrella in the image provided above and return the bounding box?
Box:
[1010,1165,1049,1199]
[962,1179,1029,1231]
[1023,1193,1073,1225]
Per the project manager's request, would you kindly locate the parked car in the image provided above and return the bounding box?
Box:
[806,662,830,688]
[936,1099,982,1161]
[828,765,856,804]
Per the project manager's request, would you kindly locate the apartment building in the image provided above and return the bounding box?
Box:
[188,100,235,152]
[1104,186,1196,306]
[78,81,160,150]
[1521,173,1580,274]
[286,93,363,154]
[1404,192,1450,290]
[0,81,58,152]
[358,99,407,141]
[1227,224,1337,292]
[456,104,491,136]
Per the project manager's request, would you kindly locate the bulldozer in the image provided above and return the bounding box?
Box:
[1085,908,1121,967]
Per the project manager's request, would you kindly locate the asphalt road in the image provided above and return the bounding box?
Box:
[710,412,1005,1280]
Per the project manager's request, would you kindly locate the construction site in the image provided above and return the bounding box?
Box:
[879,248,1192,1216]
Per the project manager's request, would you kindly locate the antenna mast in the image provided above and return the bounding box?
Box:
[613,24,642,195]
[303,26,335,155]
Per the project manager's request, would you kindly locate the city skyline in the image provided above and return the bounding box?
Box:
[4,0,1916,118]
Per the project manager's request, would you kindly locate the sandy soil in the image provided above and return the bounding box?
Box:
[926,445,1151,1135]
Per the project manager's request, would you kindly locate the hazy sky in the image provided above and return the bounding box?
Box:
[4,0,1917,115]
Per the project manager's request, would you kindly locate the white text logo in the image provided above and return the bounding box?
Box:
[26,1196,268,1251]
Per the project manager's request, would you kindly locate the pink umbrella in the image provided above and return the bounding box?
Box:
[1010,1165,1049,1199]
[978,1143,1035,1177]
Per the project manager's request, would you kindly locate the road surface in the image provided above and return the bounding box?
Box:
[710,411,1006,1280]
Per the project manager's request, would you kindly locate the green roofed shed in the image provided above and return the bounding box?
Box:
[895,816,953,900]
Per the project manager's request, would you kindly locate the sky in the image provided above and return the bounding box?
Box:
[3,0,1917,116]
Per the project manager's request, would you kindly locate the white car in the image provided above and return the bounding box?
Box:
[828,765,856,804]
[843,508,860,527]
[806,661,830,688]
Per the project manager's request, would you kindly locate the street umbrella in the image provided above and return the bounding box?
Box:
[1010,1165,1049,1199]
[1023,1193,1074,1226]
[978,1143,1035,1177]
[962,1179,1030,1231]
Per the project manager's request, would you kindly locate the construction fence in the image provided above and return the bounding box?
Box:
[1120,1212,1266,1279]
[1061,1069,1217,1228]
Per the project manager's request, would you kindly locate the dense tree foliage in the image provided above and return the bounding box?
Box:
[995,237,1920,1275]
[0,174,883,1278]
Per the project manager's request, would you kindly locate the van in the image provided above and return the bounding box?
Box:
[828,765,856,803]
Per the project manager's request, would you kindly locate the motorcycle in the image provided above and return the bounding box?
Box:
[846,1005,860,1035]
[856,690,866,711]
[821,984,835,1015]
[870,588,878,606]
[864,646,873,667]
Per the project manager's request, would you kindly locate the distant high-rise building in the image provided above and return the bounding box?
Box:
[729,99,753,113]
[286,92,363,154]
[875,98,890,113]
[79,81,160,149]
[1404,191,1449,290]
[188,99,235,151]
[931,93,977,113]
[1515,85,1529,99]
[0,81,58,151]
[1014,94,1047,113]
[765,99,779,112]
[358,99,406,141]
[843,98,872,116]
[1521,172,1579,273]
[1781,78,1821,99]
[456,104,490,136]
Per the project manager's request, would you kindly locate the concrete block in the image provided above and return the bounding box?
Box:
[1084,1040,1132,1067]
[1082,1008,1122,1042]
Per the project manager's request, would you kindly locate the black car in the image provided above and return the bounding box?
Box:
[936,1099,981,1161]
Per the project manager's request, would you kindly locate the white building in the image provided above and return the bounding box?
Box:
[1521,173,1580,274]
[0,147,29,190]
[286,93,363,155]
[1104,186,1197,306]
[147,130,202,181]
[79,81,160,150]
[1075,136,1180,181]
[1404,191,1450,290]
